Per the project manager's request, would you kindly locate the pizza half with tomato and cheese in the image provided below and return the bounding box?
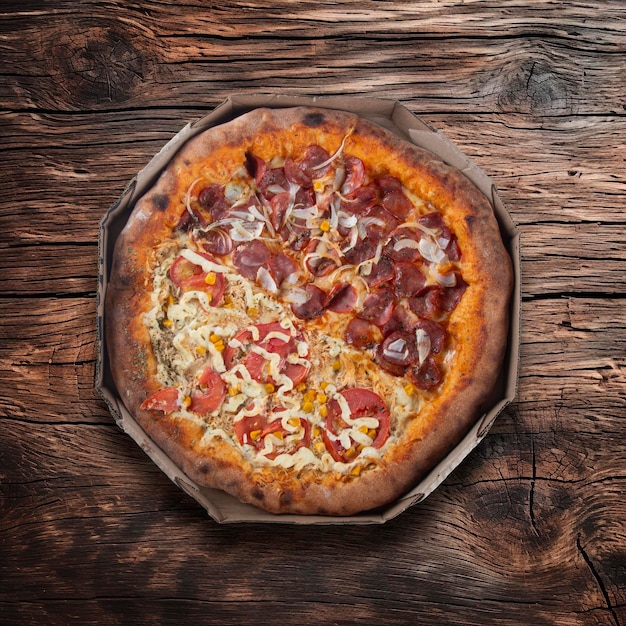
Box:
[105,106,512,516]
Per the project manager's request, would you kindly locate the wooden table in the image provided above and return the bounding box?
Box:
[2,2,624,624]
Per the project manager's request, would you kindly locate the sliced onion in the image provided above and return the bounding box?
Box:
[341,224,359,253]
[266,183,287,195]
[393,238,421,252]
[230,220,264,241]
[329,198,340,230]
[257,266,278,293]
[419,237,447,264]
[292,206,320,221]
[338,211,357,229]
[431,266,457,287]
[229,210,255,222]
[416,328,431,366]
[247,201,275,237]
[311,133,350,170]
[224,181,245,204]
[357,216,385,240]
[437,236,451,250]
[282,287,312,305]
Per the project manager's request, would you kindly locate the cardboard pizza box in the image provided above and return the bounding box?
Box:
[96,94,521,524]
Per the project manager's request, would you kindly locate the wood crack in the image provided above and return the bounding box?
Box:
[576,533,622,626]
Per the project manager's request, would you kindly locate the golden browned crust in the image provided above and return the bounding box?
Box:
[105,106,513,516]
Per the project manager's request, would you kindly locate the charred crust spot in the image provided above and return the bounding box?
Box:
[279,490,293,506]
[302,112,325,128]
[152,193,170,212]
[252,486,265,501]
[465,215,475,231]
[199,462,211,475]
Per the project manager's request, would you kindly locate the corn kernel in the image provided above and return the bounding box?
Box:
[250,429,262,441]
[296,382,307,393]
[316,392,327,404]
[319,405,328,418]
[332,359,341,371]
[196,345,207,355]
[183,395,192,408]
[302,401,314,413]
[359,425,369,434]
[209,333,221,343]
[320,381,329,390]
[367,428,377,439]
[228,386,238,397]
[319,220,330,232]
[350,465,362,477]
[206,293,213,304]
[264,383,275,394]
[205,272,216,285]
[303,389,316,403]
[288,417,301,428]
[167,294,175,306]
[247,307,259,318]
[162,319,173,328]
[314,180,325,193]
[272,431,284,441]
[214,341,225,352]
[345,447,357,459]
[314,441,326,454]
[312,426,321,437]
[404,383,415,397]
[223,302,233,309]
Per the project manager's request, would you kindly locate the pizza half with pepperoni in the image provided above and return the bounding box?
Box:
[106,107,512,516]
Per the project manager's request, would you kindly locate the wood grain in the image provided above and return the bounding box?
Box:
[1,1,625,625]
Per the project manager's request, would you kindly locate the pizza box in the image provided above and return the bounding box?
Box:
[96,94,520,524]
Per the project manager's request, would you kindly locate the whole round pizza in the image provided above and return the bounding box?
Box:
[106,106,513,516]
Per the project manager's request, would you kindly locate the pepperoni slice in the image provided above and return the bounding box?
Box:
[291,284,327,320]
[176,208,207,232]
[304,238,341,277]
[410,355,442,389]
[269,192,291,231]
[384,228,422,263]
[258,168,287,197]
[140,387,179,413]
[343,237,376,266]
[439,275,468,311]
[408,286,445,318]
[189,366,227,415]
[339,185,378,214]
[269,252,298,288]
[300,145,331,178]
[381,188,413,221]
[446,237,462,262]
[284,157,313,188]
[202,228,233,256]
[419,211,445,231]
[362,255,395,289]
[325,283,357,313]
[415,319,446,354]
[374,175,403,195]
[341,156,366,195]
[322,388,390,463]
[198,184,229,220]
[357,288,395,327]
[232,240,271,280]
[375,330,418,376]
[235,411,311,459]
[362,205,399,242]
[244,152,267,184]
[393,262,426,298]
[344,318,382,349]
[381,303,419,338]
[169,252,226,305]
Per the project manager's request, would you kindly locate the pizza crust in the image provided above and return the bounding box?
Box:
[106,106,512,516]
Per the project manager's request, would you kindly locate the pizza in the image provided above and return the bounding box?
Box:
[105,106,512,516]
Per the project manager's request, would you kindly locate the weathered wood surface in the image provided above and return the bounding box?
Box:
[1,2,624,625]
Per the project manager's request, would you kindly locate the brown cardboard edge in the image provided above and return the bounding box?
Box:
[96,94,520,525]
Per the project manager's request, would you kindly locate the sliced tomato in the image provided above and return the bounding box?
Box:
[169,251,225,305]
[140,387,179,413]
[322,388,390,463]
[224,322,310,386]
[235,409,311,459]
[189,366,226,415]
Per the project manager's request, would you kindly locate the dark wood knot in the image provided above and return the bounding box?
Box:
[53,20,156,108]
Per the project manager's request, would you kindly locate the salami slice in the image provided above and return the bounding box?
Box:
[344,317,381,349]
[357,288,395,327]
[232,240,271,280]
[291,284,327,320]
[393,262,426,298]
[325,283,357,313]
